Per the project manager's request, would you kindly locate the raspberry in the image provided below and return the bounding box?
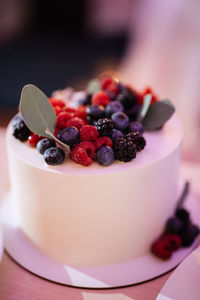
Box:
[94,137,112,150]
[80,125,99,142]
[96,118,114,137]
[74,105,87,119]
[162,233,182,251]
[28,134,42,147]
[54,105,63,115]
[151,239,172,260]
[126,131,146,152]
[56,111,73,129]
[64,107,76,113]
[105,82,119,97]
[113,136,137,162]
[92,91,110,107]
[54,127,60,137]
[70,141,95,166]
[138,87,158,105]
[49,98,66,108]
[66,117,87,130]
[101,76,113,90]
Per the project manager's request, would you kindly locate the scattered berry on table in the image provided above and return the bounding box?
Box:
[113,136,137,162]
[96,118,114,137]
[12,116,31,142]
[57,127,80,147]
[70,141,95,166]
[80,125,99,142]
[111,129,124,140]
[37,138,56,154]
[126,131,146,152]
[129,121,144,134]
[105,101,123,117]
[94,136,112,150]
[44,147,65,165]
[91,91,110,107]
[96,145,115,166]
[111,112,129,131]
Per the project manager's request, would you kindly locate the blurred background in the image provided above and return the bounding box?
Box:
[0,0,200,161]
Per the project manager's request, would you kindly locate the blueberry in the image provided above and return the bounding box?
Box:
[181,224,200,247]
[111,129,124,140]
[129,121,144,134]
[96,145,115,166]
[37,138,56,154]
[117,87,138,109]
[44,147,65,166]
[111,112,129,131]
[105,101,123,116]
[166,217,184,234]
[175,208,190,224]
[57,127,80,147]
[105,91,115,100]
[86,105,105,119]
[12,116,31,142]
[78,94,91,106]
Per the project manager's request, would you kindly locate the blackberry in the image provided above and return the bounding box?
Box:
[12,116,31,142]
[96,118,114,137]
[113,136,137,162]
[126,131,146,152]
[175,208,190,224]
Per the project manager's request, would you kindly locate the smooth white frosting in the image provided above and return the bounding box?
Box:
[7,115,182,266]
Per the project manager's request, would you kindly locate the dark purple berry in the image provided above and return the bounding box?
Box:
[37,138,56,154]
[12,116,31,142]
[117,87,138,109]
[86,105,105,119]
[105,101,123,117]
[57,127,80,147]
[111,129,124,140]
[129,121,144,134]
[166,217,184,234]
[96,118,114,137]
[78,94,91,106]
[44,147,65,165]
[124,103,141,121]
[126,131,146,151]
[111,112,129,131]
[175,208,190,224]
[181,224,200,247]
[113,136,137,162]
[96,145,115,166]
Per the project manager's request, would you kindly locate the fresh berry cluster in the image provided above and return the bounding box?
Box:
[12,75,156,166]
[151,207,199,259]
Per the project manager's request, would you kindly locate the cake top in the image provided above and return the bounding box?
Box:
[11,74,176,168]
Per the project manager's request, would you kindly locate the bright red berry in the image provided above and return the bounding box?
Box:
[74,105,87,119]
[54,105,63,115]
[54,127,60,137]
[138,87,158,105]
[56,111,73,129]
[66,117,87,130]
[101,76,113,90]
[105,82,119,97]
[92,91,110,107]
[64,107,76,113]
[151,238,172,260]
[94,136,112,150]
[28,134,42,147]
[162,233,182,251]
[80,125,99,142]
[70,141,95,166]
[49,98,66,108]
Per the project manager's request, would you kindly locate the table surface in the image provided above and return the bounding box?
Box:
[0,127,200,300]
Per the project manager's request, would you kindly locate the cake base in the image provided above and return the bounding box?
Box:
[1,190,200,289]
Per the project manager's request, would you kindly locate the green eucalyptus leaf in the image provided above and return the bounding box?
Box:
[87,79,101,94]
[140,93,152,120]
[20,84,56,138]
[142,99,175,130]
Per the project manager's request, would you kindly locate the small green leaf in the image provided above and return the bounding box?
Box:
[20,84,56,138]
[140,94,152,120]
[87,79,101,94]
[142,99,175,130]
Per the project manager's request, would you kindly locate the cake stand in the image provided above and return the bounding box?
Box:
[1,189,200,289]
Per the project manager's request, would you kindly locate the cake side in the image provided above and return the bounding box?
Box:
[7,114,182,267]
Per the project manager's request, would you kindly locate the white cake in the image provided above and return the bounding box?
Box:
[6,114,182,267]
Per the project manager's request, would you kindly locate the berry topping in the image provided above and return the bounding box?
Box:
[105,101,123,116]
[44,147,65,165]
[56,112,73,129]
[96,145,115,166]
[151,239,172,260]
[113,136,137,162]
[66,117,86,130]
[117,87,138,109]
[12,116,31,142]
[111,112,129,131]
[165,217,184,235]
[49,98,66,108]
[78,94,91,106]
[70,141,95,166]
[175,208,190,223]
[111,129,124,140]
[91,91,110,107]
[37,138,56,154]
[96,118,114,137]
[94,136,112,150]
[74,105,87,119]
[124,103,140,121]
[126,131,146,152]
[80,125,99,142]
[180,224,200,247]
[28,134,42,147]
[57,127,80,147]
[162,233,182,251]
[101,76,113,90]
[129,121,144,134]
